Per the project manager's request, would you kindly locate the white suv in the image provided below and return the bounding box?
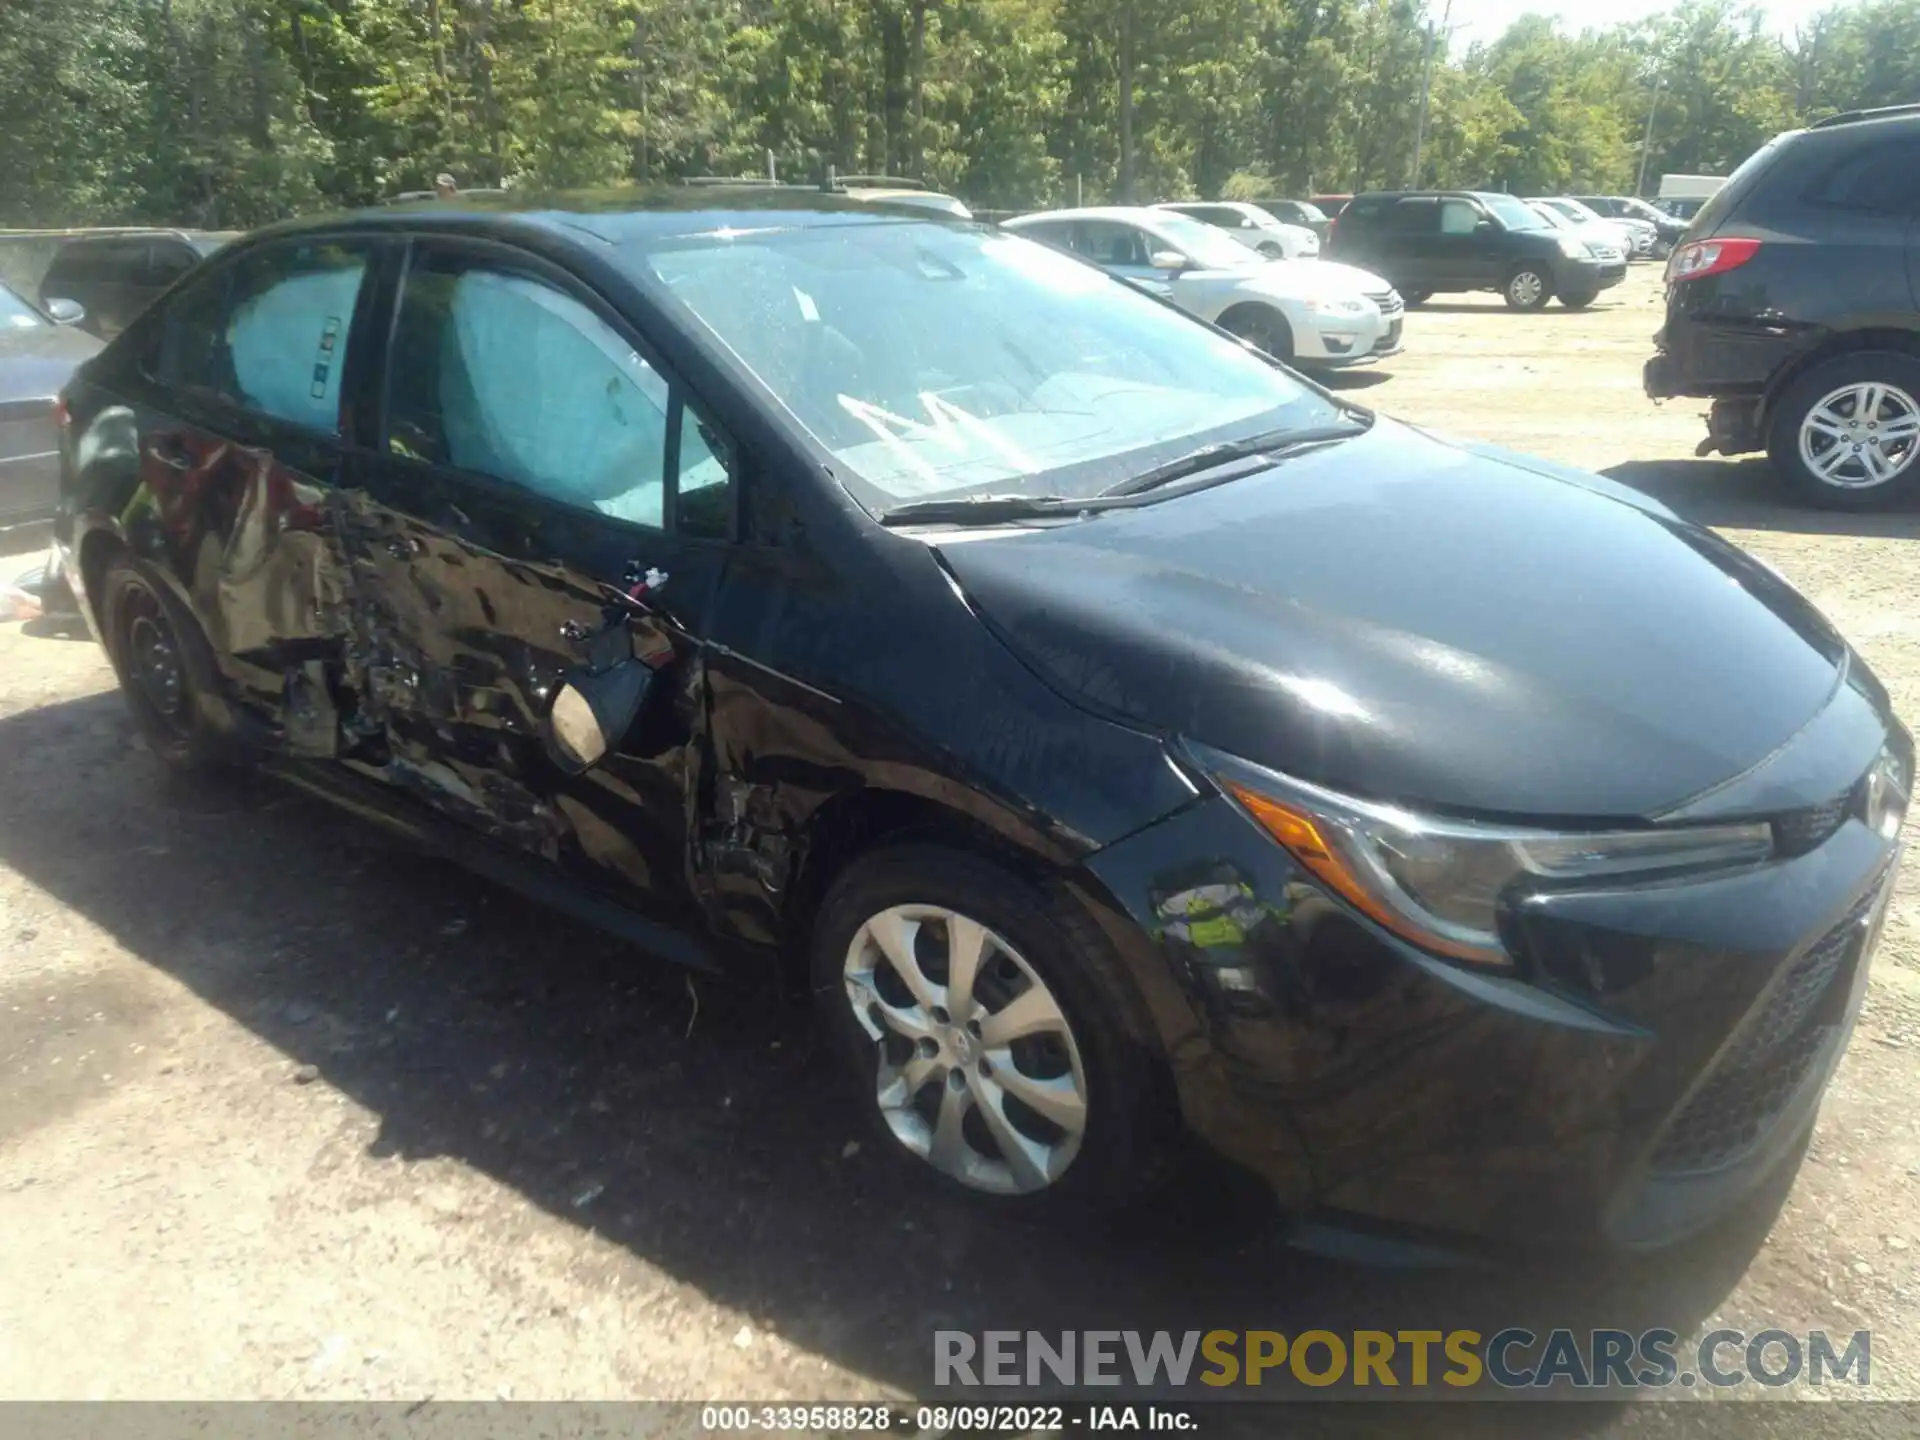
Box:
[1006,207,1402,369]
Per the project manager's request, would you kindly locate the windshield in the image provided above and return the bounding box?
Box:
[1146,212,1266,269]
[1546,198,1599,223]
[1481,194,1548,231]
[634,220,1335,510]
[0,283,44,328]
[1528,203,1574,231]
[1618,198,1667,224]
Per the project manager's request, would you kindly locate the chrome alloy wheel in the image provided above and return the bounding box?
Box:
[1798,382,1920,489]
[1507,270,1545,308]
[842,905,1088,1194]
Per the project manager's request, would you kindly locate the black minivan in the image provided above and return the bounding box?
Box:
[1328,190,1624,309]
[1644,105,1920,509]
[53,189,1907,1257]
[38,229,235,340]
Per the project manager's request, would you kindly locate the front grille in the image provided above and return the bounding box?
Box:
[1649,885,1879,1175]
[1774,788,1853,856]
[1366,290,1404,318]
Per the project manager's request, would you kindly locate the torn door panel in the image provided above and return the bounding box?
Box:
[324,485,567,855]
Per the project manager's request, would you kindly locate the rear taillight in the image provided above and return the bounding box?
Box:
[1665,236,1761,284]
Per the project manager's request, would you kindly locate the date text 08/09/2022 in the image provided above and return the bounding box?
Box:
[700,1405,1194,1433]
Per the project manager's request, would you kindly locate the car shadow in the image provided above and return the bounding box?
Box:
[1602,458,1920,537]
[1315,370,1394,394]
[0,687,1789,1423]
[1406,302,1630,317]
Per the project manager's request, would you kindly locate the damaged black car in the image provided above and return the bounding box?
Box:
[56,191,1909,1258]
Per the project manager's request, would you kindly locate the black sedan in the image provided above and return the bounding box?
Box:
[1,280,99,533]
[53,191,1908,1257]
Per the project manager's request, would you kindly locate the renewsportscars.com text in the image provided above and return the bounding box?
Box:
[933,1328,1871,1392]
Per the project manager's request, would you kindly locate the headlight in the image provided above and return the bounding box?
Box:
[1556,234,1591,259]
[1305,296,1369,316]
[1863,745,1910,841]
[1219,764,1773,968]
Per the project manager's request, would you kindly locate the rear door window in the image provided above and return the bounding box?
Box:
[1797,138,1920,216]
[146,242,200,287]
[149,238,370,435]
[1386,198,1439,234]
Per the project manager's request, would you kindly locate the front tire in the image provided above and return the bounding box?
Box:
[1504,266,1551,311]
[1400,289,1433,308]
[1559,287,1598,310]
[811,845,1166,1217]
[101,558,224,771]
[1217,304,1295,362]
[1767,351,1920,510]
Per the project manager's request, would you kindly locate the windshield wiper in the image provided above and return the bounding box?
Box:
[878,493,1087,527]
[1103,420,1370,498]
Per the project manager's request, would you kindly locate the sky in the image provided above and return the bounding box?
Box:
[1448,0,1835,47]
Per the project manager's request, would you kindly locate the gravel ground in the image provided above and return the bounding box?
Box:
[3,267,1920,1429]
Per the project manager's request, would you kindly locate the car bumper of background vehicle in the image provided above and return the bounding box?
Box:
[1084,781,1898,1258]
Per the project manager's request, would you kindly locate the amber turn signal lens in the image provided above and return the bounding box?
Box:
[1224,780,1500,964]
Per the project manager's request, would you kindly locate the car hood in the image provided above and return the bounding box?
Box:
[1190,259,1391,302]
[0,324,101,406]
[933,420,1854,821]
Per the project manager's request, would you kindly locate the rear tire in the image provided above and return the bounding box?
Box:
[1767,351,1920,511]
[101,558,224,772]
[1504,266,1551,311]
[1217,304,1294,362]
[811,844,1168,1219]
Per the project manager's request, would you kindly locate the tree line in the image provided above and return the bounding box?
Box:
[1,0,1916,231]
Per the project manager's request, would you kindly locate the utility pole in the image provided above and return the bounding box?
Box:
[1635,68,1666,198]
[1409,0,1452,189]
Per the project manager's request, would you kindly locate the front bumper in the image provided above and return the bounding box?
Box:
[1300,299,1403,368]
[1084,735,1902,1257]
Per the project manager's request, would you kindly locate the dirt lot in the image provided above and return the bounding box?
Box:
[5,266,1920,1428]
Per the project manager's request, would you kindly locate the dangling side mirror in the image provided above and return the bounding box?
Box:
[44,297,85,326]
[545,660,652,774]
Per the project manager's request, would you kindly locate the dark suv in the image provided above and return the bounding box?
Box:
[1644,106,1920,509]
[1327,190,1623,310]
[38,229,235,340]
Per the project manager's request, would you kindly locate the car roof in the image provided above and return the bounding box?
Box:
[53,227,232,248]
[1005,206,1171,226]
[239,185,973,249]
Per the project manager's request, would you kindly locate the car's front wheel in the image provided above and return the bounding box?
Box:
[1559,287,1599,310]
[812,844,1165,1216]
[1216,304,1294,362]
[1768,352,1920,510]
[1504,266,1551,311]
[1400,289,1433,307]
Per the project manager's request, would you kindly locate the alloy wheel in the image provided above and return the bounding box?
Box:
[1221,309,1292,361]
[842,904,1089,1195]
[1797,382,1920,490]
